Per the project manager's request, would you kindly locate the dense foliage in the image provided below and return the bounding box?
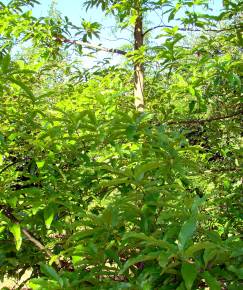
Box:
[0,0,242,289]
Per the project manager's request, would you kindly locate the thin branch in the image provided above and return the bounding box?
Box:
[143,24,241,36]
[0,160,19,175]
[202,167,241,174]
[0,204,19,223]
[166,110,242,125]
[22,228,53,258]
[102,36,132,44]
[0,204,61,268]
[57,37,127,56]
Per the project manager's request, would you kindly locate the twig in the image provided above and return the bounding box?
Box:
[166,110,242,125]
[22,228,53,258]
[143,24,241,36]
[57,37,127,56]
[203,167,241,174]
[0,204,61,268]
[0,160,19,175]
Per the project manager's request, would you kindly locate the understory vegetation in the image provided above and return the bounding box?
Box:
[0,0,242,289]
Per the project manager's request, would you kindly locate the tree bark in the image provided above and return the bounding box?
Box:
[134,13,144,112]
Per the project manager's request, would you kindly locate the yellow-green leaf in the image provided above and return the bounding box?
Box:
[9,223,22,251]
[44,204,56,229]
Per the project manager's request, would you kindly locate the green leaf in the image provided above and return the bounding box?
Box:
[125,125,136,139]
[202,271,221,290]
[7,77,35,101]
[203,247,218,266]
[231,247,243,258]
[158,251,172,268]
[0,226,5,233]
[1,54,11,72]
[176,282,186,290]
[44,204,56,229]
[40,263,63,286]
[191,196,204,216]
[9,223,22,251]
[72,255,83,266]
[134,161,161,181]
[178,217,197,251]
[181,262,197,290]
[36,161,45,169]
[28,278,59,290]
[28,278,50,290]
[207,231,222,243]
[100,177,129,188]
[119,252,159,274]
[189,100,196,113]
[168,9,176,21]
[227,265,243,279]
[188,86,195,96]
[185,242,214,257]
[122,232,173,250]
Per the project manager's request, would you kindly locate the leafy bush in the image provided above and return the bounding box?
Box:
[0,0,242,289]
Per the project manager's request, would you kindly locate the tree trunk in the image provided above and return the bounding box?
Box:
[134,14,144,112]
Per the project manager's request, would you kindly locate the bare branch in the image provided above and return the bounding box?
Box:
[57,37,127,56]
[0,204,19,223]
[102,36,133,44]
[0,204,61,268]
[202,167,241,174]
[143,24,241,36]
[22,228,53,258]
[0,160,19,175]
[166,110,242,125]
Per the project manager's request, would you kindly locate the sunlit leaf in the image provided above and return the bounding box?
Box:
[9,223,22,251]
[44,203,56,229]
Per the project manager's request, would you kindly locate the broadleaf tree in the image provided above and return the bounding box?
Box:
[0,0,242,289]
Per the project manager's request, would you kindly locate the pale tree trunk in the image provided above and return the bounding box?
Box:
[134,13,144,112]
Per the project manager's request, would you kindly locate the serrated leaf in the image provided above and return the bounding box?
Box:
[9,223,22,251]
